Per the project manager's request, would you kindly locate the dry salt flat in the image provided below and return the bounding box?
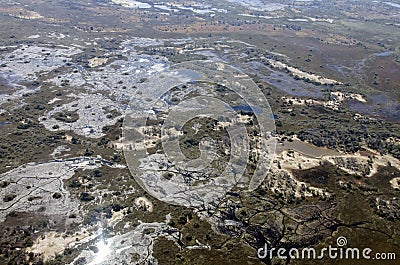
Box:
[0,157,125,223]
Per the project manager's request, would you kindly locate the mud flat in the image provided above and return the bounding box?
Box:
[40,93,125,138]
[277,139,341,158]
[69,216,179,265]
[0,157,125,222]
[27,228,101,262]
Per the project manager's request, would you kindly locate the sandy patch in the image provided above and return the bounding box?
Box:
[27,228,100,261]
[268,59,342,85]
[281,96,322,106]
[107,209,127,228]
[47,97,61,105]
[88,57,108,68]
[331,91,366,103]
[134,197,154,212]
[390,177,400,190]
[14,10,43,19]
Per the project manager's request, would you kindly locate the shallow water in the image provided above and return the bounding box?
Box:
[0,121,11,126]
[0,74,20,95]
[373,51,394,57]
[248,61,324,98]
[232,105,263,115]
[277,139,341,158]
[265,70,324,98]
[349,94,400,121]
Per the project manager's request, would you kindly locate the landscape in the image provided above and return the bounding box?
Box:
[0,0,399,264]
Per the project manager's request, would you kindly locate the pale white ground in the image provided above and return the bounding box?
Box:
[121,37,165,48]
[107,209,128,228]
[0,84,40,108]
[27,228,102,262]
[226,0,286,11]
[385,137,400,146]
[50,145,71,158]
[69,215,179,265]
[306,16,335,23]
[48,32,67,40]
[226,39,256,47]
[324,91,367,110]
[274,139,400,197]
[1,34,397,263]
[27,34,41,39]
[26,199,185,264]
[0,157,125,222]
[281,96,321,106]
[281,91,365,112]
[37,38,172,138]
[269,51,290,59]
[271,150,330,198]
[390,177,400,189]
[27,207,133,261]
[268,59,342,85]
[362,148,400,177]
[238,13,275,19]
[154,4,178,12]
[88,57,108,68]
[40,93,125,138]
[47,97,62,105]
[1,44,82,82]
[14,10,43,20]
[383,2,400,8]
[125,91,399,204]
[0,37,205,139]
[47,70,86,88]
[111,0,151,9]
[157,2,227,15]
[288,18,309,22]
[0,44,82,108]
[134,196,154,212]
